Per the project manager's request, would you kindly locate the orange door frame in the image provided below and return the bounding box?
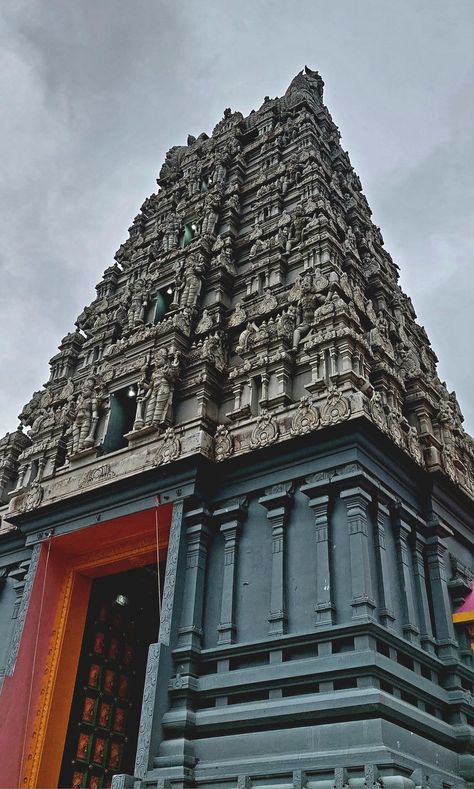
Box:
[0,503,173,789]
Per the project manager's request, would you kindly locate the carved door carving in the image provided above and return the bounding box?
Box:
[58,566,159,789]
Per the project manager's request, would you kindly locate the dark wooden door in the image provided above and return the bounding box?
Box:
[58,565,160,789]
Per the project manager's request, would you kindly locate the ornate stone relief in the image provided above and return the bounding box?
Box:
[291,397,320,435]
[154,428,181,465]
[320,387,351,426]
[250,411,280,449]
[80,464,116,489]
[369,391,387,432]
[214,425,234,461]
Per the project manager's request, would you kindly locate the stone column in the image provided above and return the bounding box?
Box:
[259,483,294,635]
[373,501,395,628]
[214,497,247,644]
[301,479,336,628]
[425,518,458,660]
[340,487,376,621]
[177,505,212,651]
[412,533,436,654]
[391,504,420,644]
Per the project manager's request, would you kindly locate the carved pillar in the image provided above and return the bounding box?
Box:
[177,505,212,651]
[4,546,41,676]
[214,497,247,644]
[259,483,294,635]
[412,534,436,653]
[340,487,376,621]
[425,519,458,660]
[301,479,336,627]
[373,501,395,628]
[134,500,192,784]
[15,463,28,491]
[391,504,420,644]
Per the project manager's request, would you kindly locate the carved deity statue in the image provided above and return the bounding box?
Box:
[175,253,205,309]
[290,274,324,349]
[212,155,227,184]
[161,215,180,253]
[202,193,220,235]
[133,349,181,431]
[71,377,101,454]
[128,277,149,328]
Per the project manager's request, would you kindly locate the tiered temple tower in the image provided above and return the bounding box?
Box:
[1,68,474,789]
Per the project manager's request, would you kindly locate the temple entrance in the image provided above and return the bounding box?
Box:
[58,565,160,789]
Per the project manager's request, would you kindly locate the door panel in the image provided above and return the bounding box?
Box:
[58,566,159,789]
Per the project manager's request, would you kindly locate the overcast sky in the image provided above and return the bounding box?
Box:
[0,1,473,436]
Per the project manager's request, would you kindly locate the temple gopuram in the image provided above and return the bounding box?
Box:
[0,68,473,789]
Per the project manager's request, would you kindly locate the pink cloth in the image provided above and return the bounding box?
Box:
[455,582,474,614]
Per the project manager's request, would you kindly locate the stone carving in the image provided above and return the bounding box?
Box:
[128,276,149,328]
[80,463,116,488]
[159,499,184,644]
[385,410,404,447]
[174,252,205,309]
[200,331,227,372]
[161,215,180,253]
[261,289,278,313]
[214,425,234,461]
[320,388,351,425]
[370,312,393,356]
[154,427,181,465]
[229,302,247,327]
[250,411,280,448]
[21,483,44,512]
[70,376,104,455]
[202,192,220,234]
[369,391,387,431]
[291,397,320,435]
[134,642,161,779]
[111,775,135,789]
[196,308,214,334]
[5,544,41,675]
[289,272,324,349]
[212,234,236,275]
[406,424,424,466]
[133,349,181,431]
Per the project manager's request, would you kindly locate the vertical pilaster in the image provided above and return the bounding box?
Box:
[340,487,376,621]
[301,481,336,627]
[373,501,395,628]
[214,496,248,644]
[259,483,294,635]
[391,504,420,644]
[425,519,458,660]
[412,534,436,654]
[177,505,212,650]
[134,500,189,783]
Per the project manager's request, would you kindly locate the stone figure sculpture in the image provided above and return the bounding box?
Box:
[161,215,180,253]
[290,274,324,349]
[133,349,181,431]
[175,253,205,309]
[71,377,101,454]
[128,278,149,328]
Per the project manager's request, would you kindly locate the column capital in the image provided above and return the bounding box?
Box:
[302,493,330,516]
[340,486,372,506]
[259,482,295,511]
[377,500,391,519]
[213,496,248,527]
[184,505,213,543]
